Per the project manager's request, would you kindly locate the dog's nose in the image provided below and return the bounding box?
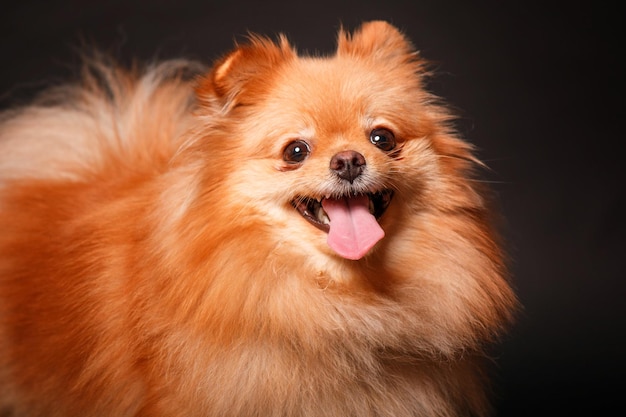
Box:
[330,150,366,183]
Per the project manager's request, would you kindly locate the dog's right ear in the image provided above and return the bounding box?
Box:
[196,35,296,112]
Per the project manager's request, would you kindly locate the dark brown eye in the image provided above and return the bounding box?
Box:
[370,128,396,152]
[282,140,311,164]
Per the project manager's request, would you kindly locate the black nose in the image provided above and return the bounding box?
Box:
[329,150,366,183]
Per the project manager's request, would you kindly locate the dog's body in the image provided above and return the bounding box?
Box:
[0,22,516,416]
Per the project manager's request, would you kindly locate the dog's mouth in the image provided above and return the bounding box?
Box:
[290,190,393,260]
[291,190,393,233]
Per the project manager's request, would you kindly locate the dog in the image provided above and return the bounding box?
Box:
[0,21,517,416]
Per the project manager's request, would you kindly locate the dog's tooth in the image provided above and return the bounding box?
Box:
[316,206,330,224]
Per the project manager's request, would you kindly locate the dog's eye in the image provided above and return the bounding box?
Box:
[283,140,311,164]
[370,128,396,152]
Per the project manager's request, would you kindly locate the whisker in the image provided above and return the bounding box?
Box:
[437,152,485,167]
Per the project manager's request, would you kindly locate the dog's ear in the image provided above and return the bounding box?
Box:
[196,34,295,111]
[337,21,416,63]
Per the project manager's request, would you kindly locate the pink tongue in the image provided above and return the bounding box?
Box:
[321,195,385,260]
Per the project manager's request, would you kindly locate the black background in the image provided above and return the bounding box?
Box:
[1,1,623,415]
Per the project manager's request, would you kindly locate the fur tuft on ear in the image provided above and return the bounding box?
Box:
[196,34,296,111]
[337,21,416,63]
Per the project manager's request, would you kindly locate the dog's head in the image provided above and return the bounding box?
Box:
[190,21,482,262]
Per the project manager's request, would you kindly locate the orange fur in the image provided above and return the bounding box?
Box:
[0,21,517,416]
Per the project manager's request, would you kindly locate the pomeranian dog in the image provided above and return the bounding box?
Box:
[0,21,517,417]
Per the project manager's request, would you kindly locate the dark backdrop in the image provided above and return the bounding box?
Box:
[1,1,623,416]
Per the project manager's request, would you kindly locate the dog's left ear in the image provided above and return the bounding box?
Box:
[336,21,417,63]
[196,34,296,111]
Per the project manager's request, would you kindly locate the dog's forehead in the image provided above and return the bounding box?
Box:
[265,57,404,123]
[287,56,391,95]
